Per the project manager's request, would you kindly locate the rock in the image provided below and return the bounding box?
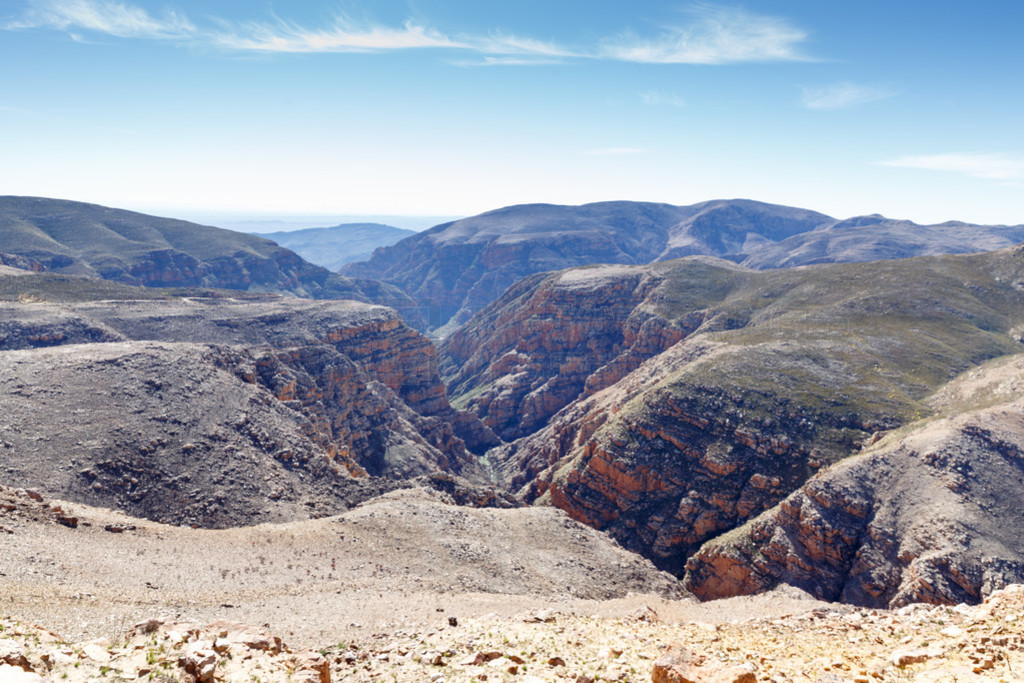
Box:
[630,606,661,623]
[0,297,497,528]
[651,646,756,683]
[80,642,111,663]
[180,645,217,683]
[525,609,556,623]
[0,664,43,683]
[0,644,33,673]
[288,651,330,683]
[888,647,945,667]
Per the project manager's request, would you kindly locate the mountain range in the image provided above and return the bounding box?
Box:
[342,199,1024,331]
[0,196,424,327]
[4,194,1024,614]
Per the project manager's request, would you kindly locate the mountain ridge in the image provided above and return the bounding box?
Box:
[342,198,1024,330]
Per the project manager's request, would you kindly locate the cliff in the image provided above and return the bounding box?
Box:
[466,248,1024,578]
[0,291,497,526]
[684,355,1024,607]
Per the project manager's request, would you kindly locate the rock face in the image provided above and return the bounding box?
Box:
[0,196,424,328]
[684,356,1024,608]
[343,198,1024,330]
[460,248,1024,577]
[440,264,696,441]
[0,293,497,527]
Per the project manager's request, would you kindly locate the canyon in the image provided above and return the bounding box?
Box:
[4,196,1024,655]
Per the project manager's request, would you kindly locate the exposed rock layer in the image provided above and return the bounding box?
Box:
[460,248,1024,579]
[0,293,498,526]
[684,356,1024,607]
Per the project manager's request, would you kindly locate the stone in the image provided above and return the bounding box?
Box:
[888,647,945,667]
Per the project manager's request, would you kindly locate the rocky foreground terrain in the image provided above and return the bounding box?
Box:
[5,484,1024,682]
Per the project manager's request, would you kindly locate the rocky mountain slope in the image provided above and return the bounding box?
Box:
[0,196,423,327]
[441,247,1024,581]
[0,274,499,527]
[342,198,1024,330]
[259,222,416,271]
[684,354,1024,608]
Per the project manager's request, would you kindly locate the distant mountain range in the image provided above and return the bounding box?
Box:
[0,196,424,327]
[259,223,416,271]
[341,199,1024,330]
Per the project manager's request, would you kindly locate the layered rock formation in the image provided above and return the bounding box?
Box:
[440,264,697,441]
[0,289,497,526]
[453,248,1024,578]
[684,355,1024,607]
[343,198,1024,330]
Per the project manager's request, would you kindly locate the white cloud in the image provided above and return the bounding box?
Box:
[879,153,1024,181]
[476,33,578,58]
[641,90,686,107]
[6,1,811,67]
[211,18,463,53]
[584,147,649,156]
[8,0,194,39]
[802,82,896,110]
[601,4,809,64]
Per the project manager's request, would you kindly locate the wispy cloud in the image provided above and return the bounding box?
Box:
[210,18,462,53]
[8,0,194,39]
[6,0,812,67]
[802,82,897,110]
[584,147,649,156]
[641,90,687,107]
[601,4,809,64]
[879,153,1024,181]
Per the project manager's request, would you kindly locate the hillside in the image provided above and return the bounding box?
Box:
[260,223,415,271]
[0,279,499,527]
[342,199,1024,330]
[685,354,1024,607]
[0,196,424,328]
[440,246,1024,581]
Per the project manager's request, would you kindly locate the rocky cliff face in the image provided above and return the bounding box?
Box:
[440,265,694,441]
[466,249,1024,579]
[0,293,496,526]
[684,355,1024,607]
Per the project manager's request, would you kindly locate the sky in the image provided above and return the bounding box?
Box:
[2,0,1023,226]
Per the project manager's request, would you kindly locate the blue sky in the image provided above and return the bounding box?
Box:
[2,0,1023,226]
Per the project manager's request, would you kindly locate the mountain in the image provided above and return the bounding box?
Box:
[341,199,1024,331]
[685,354,1024,608]
[260,223,416,271]
[0,196,424,328]
[440,246,1024,582]
[0,274,500,527]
